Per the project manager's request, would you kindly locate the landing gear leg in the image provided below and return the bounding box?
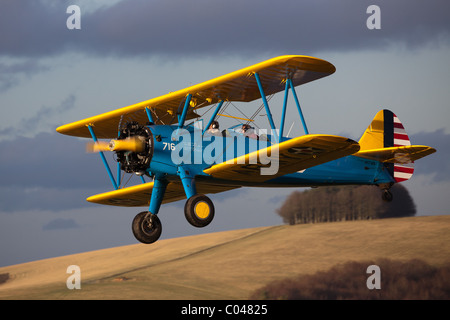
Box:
[382,189,393,202]
[379,183,393,202]
[131,177,167,244]
[178,166,215,228]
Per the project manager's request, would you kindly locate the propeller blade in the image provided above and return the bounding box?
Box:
[86,137,145,153]
[86,141,110,153]
[109,137,145,152]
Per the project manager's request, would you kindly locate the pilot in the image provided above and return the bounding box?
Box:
[207,121,222,136]
[240,123,259,139]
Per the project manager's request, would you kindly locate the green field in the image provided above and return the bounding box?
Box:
[1,215,449,300]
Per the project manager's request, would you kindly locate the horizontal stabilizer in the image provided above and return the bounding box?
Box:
[354,145,436,163]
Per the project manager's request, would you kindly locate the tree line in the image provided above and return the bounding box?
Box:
[250,259,450,300]
[276,184,416,225]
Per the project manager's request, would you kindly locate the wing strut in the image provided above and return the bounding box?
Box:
[145,107,155,124]
[203,100,224,135]
[279,80,290,142]
[87,125,119,190]
[254,72,278,142]
[289,79,309,135]
[178,94,192,128]
[278,79,309,142]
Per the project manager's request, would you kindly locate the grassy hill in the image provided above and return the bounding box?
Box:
[0,215,449,300]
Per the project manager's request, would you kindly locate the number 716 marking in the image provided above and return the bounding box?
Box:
[163,142,175,150]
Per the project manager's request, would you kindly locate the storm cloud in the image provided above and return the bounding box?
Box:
[0,132,116,212]
[1,0,449,58]
[0,95,76,138]
[410,130,449,182]
[42,218,80,230]
[0,60,49,92]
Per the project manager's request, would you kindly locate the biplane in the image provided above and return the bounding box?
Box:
[56,55,436,244]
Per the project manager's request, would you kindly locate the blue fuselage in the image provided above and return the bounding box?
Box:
[146,124,395,188]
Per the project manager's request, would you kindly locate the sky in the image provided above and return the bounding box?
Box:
[0,0,449,267]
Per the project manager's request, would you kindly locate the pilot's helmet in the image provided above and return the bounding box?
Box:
[210,121,219,129]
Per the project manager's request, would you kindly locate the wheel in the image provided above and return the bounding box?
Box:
[382,190,393,202]
[184,194,215,228]
[132,211,162,244]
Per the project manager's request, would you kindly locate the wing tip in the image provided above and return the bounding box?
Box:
[56,122,90,138]
[55,124,67,135]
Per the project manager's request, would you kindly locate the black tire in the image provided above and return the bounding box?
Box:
[132,211,162,244]
[184,194,215,228]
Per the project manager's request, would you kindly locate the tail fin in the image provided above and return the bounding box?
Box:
[359,109,414,182]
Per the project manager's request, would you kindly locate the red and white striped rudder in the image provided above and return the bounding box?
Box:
[391,112,414,182]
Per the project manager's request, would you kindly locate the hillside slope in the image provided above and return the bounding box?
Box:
[1,215,449,299]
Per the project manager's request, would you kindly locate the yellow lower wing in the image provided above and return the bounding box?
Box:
[354,145,436,163]
[203,134,360,182]
[87,135,360,206]
[87,180,239,207]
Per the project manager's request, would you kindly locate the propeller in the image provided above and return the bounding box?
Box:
[86,137,145,153]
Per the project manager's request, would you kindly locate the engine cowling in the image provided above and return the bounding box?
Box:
[115,122,153,175]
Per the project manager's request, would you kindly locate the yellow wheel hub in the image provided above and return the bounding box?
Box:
[195,202,210,219]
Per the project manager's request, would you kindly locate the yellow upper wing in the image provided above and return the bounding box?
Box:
[56,55,335,139]
[203,135,360,182]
